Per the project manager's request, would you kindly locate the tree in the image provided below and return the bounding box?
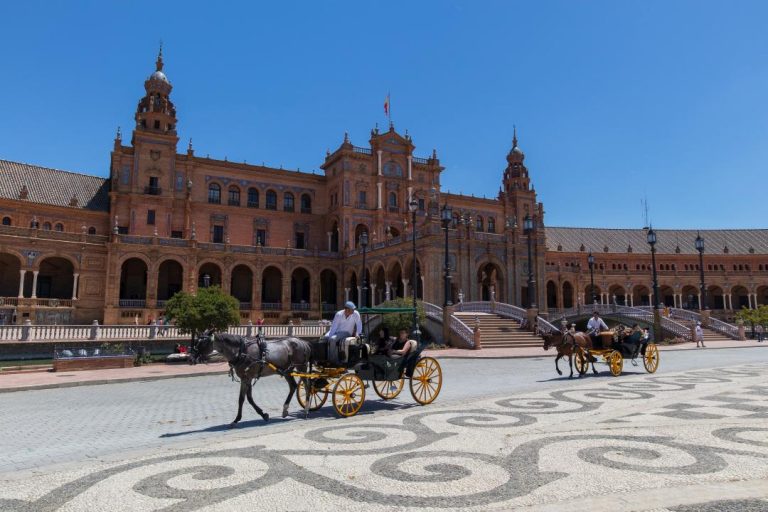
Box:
[164,286,240,340]
[377,297,426,336]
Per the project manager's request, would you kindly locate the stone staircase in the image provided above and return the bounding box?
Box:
[453,312,543,348]
[700,327,735,345]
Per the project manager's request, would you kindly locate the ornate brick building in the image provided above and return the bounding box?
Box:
[1,52,767,325]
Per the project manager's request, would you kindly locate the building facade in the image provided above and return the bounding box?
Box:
[1,53,767,325]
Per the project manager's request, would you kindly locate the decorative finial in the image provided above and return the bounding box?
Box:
[432,148,437,159]
[512,125,518,149]
[188,138,193,151]
[343,131,349,143]
[115,126,122,141]
[156,42,164,71]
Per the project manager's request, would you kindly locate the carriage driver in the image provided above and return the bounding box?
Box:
[586,311,609,347]
[322,301,363,364]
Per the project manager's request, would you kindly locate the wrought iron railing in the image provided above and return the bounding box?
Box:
[261,302,282,310]
[536,316,559,336]
[450,315,474,347]
[119,299,146,308]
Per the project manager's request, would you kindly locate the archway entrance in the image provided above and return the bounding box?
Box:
[231,265,253,307]
[157,259,184,302]
[478,262,503,302]
[119,258,146,305]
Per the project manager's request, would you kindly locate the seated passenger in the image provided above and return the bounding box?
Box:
[373,327,393,354]
[389,329,417,358]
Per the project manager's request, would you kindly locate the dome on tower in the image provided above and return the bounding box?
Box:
[149,69,169,83]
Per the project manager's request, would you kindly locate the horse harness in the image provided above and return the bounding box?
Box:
[228,335,289,383]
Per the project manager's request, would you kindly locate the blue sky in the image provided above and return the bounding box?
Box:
[1,1,767,229]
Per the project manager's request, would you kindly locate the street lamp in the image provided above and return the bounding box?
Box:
[202,273,211,288]
[441,203,453,307]
[695,232,707,310]
[523,214,536,308]
[409,197,421,342]
[359,231,368,308]
[588,252,596,305]
[647,227,662,341]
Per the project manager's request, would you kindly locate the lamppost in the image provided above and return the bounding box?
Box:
[359,231,368,308]
[409,198,421,342]
[523,214,536,308]
[202,274,211,288]
[647,227,662,341]
[588,252,596,305]
[441,203,453,307]
[695,232,707,310]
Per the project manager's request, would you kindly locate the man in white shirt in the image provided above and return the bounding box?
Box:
[586,311,609,346]
[323,301,363,364]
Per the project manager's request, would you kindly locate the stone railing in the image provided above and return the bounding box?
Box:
[1,298,73,308]
[449,315,475,347]
[0,321,326,342]
[456,301,492,314]
[118,299,146,308]
[491,302,527,322]
[423,302,443,321]
[707,317,740,339]
[536,316,559,336]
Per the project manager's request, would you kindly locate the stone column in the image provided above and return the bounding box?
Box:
[344,287,350,301]
[31,271,39,299]
[697,293,702,309]
[72,273,80,300]
[402,279,409,299]
[327,232,332,252]
[357,286,362,308]
[624,293,629,306]
[377,183,382,209]
[407,186,413,204]
[18,269,26,298]
[377,150,382,175]
[385,281,391,301]
[407,155,412,180]
[370,283,377,305]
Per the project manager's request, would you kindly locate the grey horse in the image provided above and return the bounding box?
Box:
[189,332,312,427]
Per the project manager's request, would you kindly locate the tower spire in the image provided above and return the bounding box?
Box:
[512,125,518,149]
[156,42,164,71]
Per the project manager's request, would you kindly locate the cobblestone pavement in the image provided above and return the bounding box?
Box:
[0,350,767,510]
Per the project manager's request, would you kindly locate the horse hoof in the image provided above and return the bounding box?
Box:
[282,408,289,419]
[262,413,270,422]
[228,422,238,429]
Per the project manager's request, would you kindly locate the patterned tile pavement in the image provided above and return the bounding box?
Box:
[0,360,766,511]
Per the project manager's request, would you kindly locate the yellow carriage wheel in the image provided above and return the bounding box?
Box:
[296,378,329,411]
[332,374,366,417]
[643,343,660,373]
[409,356,443,405]
[608,350,623,377]
[574,349,589,375]
[373,377,405,400]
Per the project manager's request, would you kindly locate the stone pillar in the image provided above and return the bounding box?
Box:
[629,293,634,307]
[722,293,727,310]
[327,232,332,252]
[89,320,99,340]
[21,319,31,341]
[377,150,382,176]
[407,186,413,204]
[357,286,362,308]
[697,293,702,310]
[385,281,391,301]
[473,315,482,350]
[18,269,26,298]
[727,294,732,310]
[377,183,382,210]
[72,273,80,300]
[624,293,629,306]
[370,283,377,305]
[407,155,413,180]
[31,270,39,298]
[344,287,350,301]
[402,279,409,299]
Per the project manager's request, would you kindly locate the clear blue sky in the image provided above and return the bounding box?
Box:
[1,1,767,229]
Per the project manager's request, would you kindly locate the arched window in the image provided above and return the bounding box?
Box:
[30,219,39,229]
[54,223,64,232]
[88,226,96,235]
[487,217,496,233]
[476,216,484,231]
[389,192,398,208]
[284,192,295,212]
[247,187,259,208]
[228,186,241,206]
[42,222,52,231]
[266,190,277,210]
[2,217,11,226]
[208,183,221,204]
[300,193,311,214]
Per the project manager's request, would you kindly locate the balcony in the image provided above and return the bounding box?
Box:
[144,186,162,195]
[261,302,282,310]
[239,302,252,310]
[291,302,311,311]
[119,299,146,308]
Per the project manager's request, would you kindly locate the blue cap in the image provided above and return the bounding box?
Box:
[344,301,356,310]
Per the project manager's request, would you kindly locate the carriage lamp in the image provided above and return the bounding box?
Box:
[646,227,662,341]
[409,197,421,342]
[359,231,369,308]
[695,232,707,310]
[202,273,211,288]
[588,252,596,305]
[523,214,537,309]
[441,203,453,307]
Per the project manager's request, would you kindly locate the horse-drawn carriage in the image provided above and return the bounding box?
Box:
[574,327,660,377]
[293,306,443,417]
[189,306,443,425]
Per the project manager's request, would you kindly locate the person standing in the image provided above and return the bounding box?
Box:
[695,322,706,348]
[756,323,764,342]
[322,301,362,364]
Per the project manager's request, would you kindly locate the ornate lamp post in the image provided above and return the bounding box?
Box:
[359,231,368,308]
[202,274,211,288]
[588,252,596,305]
[409,198,421,342]
[523,214,536,308]
[647,227,662,341]
[441,203,453,307]
[695,232,707,310]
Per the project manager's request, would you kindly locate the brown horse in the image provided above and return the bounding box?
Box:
[542,331,598,378]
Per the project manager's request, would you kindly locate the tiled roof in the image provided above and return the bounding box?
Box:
[0,159,110,211]
[545,227,768,256]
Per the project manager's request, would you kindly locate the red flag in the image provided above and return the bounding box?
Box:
[384,93,390,116]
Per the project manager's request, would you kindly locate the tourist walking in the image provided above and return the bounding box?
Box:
[695,322,706,348]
